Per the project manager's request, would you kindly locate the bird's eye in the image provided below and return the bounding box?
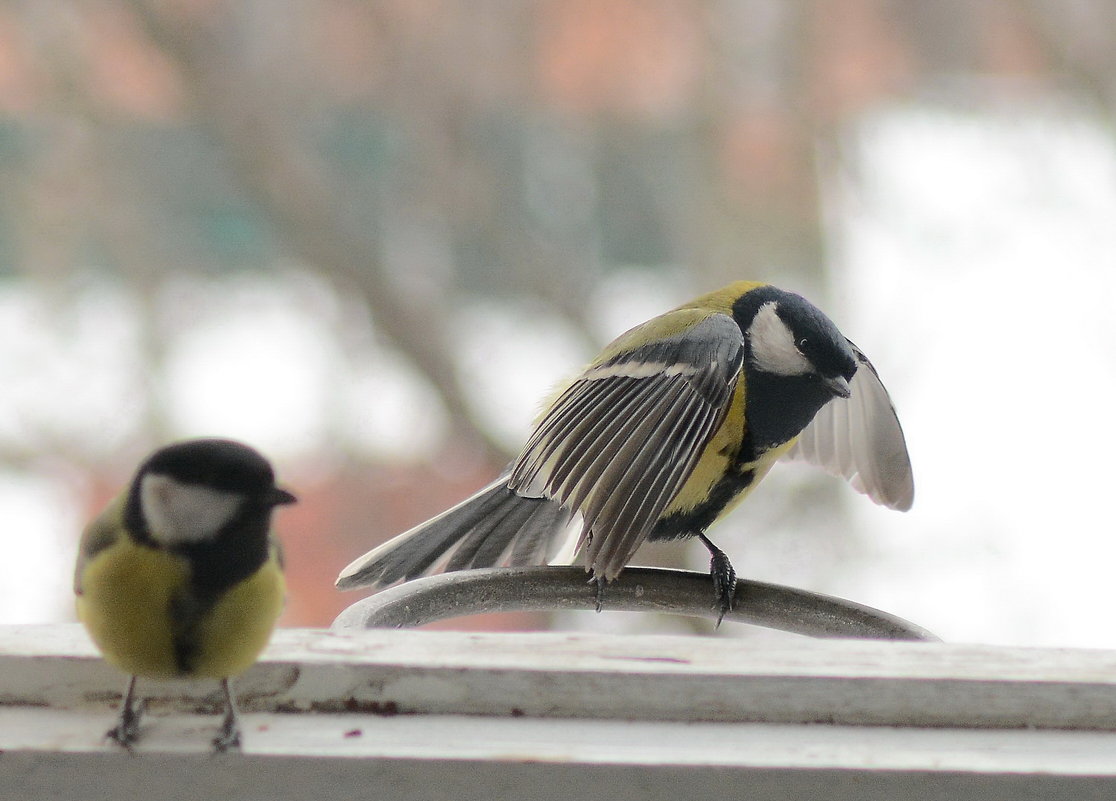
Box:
[797,337,808,351]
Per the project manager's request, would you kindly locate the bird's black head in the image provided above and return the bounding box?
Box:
[732,286,857,391]
[139,439,292,502]
[125,438,296,547]
[732,286,859,452]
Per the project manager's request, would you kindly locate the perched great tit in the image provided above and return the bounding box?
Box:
[75,438,296,751]
[337,281,913,619]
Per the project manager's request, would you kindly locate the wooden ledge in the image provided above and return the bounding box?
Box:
[3,625,1116,800]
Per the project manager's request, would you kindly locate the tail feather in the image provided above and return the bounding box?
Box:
[447,493,534,572]
[510,501,569,565]
[468,497,548,568]
[380,479,510,584]
[336,476,573,591]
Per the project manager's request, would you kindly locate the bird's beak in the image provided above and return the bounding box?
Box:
[823,375,852,399]
[269,487,298,506]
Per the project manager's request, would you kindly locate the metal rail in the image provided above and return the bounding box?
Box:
[332,566,939,641]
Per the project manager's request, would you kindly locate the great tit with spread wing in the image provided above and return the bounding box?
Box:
[337,282,913,619]
[75,438,296,751]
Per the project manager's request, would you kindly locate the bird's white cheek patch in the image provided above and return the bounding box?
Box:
[747,302,812,376]
[140,474,242,545]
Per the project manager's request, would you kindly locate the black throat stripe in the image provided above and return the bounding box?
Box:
[743,371,836,453]
[168,506,274,674]
[648,466,756,541]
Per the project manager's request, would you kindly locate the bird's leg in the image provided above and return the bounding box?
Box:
[588,573,607,612]
[212,678,243,752]
[106,675,145,751]
[697,533,737,626]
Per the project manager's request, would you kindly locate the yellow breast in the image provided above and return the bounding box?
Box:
[662,375,797,521]
[76,538,284,680]
[191,553,285,678]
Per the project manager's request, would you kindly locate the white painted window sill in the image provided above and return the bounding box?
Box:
[2,624,1116,800]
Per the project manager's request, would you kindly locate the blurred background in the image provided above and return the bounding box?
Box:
[3,0,1116,647]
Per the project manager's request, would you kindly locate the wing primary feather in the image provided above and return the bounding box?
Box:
[513,376,639,495]
[828,398,854,477]
[512,376,627,492]
[585,380,705,576]
[790,414,816,463]
[580,380,687,545]
[533,376,652,507]
[626,395,721,533]
[524,373,624,457]
[779,341,913,511]
[594,380,727,578]
[563,376,682,516]
[544,378,651,500]
[581,380,688,525]
[848,374,882,503]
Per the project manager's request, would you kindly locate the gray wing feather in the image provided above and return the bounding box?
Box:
[509,313,744,579]
[337,313,746,591]
[784,341,914,511]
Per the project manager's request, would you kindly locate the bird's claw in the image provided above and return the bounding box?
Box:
[697,534,737,627]
[709,550,737,626]
[106,697,146,751]
[588,574,606,613]
[211,721,242,753]
[211,678,244,753]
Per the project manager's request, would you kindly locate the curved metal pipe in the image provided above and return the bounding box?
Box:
[332,566,939,641]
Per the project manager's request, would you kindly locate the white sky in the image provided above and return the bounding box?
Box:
[4,104,1116,648]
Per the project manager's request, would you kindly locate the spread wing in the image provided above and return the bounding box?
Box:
[784,340,914,511]
[509,313,745,579]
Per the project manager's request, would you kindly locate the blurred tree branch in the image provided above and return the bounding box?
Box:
[4,0,179,460]
[125,0,511,463]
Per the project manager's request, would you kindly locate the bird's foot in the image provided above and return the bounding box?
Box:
[106,696,146,752]
[698,534,737,627]
[212,678,243,753]
[588,573,606,613]
[211,717,242,753]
